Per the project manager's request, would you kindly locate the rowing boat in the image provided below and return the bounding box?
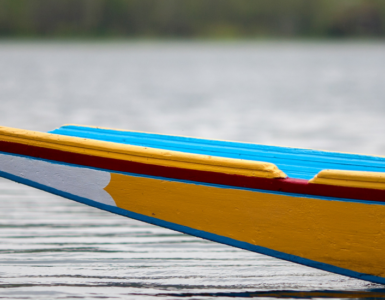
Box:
[1,124,385,284]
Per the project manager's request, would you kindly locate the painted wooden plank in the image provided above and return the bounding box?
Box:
[1,140,385,203]
[106,171,385,279]
[0,126,286,179]
[310,170,385,190]
[50,124,385,180]
[0,152,114,206]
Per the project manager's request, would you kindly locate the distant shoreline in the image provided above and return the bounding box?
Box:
[1,0,384,39]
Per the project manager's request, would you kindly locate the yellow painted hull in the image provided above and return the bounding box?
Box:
[2,124,385,284]
[107,172,385,278]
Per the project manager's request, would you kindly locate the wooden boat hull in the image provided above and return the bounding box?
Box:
[1,125,385,284]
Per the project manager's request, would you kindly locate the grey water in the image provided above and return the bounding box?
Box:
[1,41,385,299]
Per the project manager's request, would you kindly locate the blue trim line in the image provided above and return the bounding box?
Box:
[1,169,384,285]
[1,150,385,207]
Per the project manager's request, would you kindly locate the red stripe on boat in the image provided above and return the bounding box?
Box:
[1,140,385,203]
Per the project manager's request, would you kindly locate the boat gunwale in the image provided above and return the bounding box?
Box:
[58,124,385,162]
[1,139,385,203]
[0,126,286,179]
[51,125,385,181]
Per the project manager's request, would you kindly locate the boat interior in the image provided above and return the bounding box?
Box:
[50,125,385,181]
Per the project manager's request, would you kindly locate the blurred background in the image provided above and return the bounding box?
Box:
[1,0,385,153]
[1,0,385,38]
[1,1,385,299]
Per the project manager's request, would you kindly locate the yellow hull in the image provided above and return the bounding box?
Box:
[108,172,385,278]
[2,124,385,284]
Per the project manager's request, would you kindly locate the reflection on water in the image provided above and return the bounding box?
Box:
[157,289,385,299]
[0,41,385,299]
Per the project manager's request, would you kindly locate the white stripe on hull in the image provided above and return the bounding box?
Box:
[0,153,115,206]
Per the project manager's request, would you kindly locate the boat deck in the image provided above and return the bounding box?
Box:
[50,125,385,180]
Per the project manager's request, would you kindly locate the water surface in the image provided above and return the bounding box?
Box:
[1,41,385,299]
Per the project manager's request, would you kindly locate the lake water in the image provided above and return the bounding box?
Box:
[1,41,385,299]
